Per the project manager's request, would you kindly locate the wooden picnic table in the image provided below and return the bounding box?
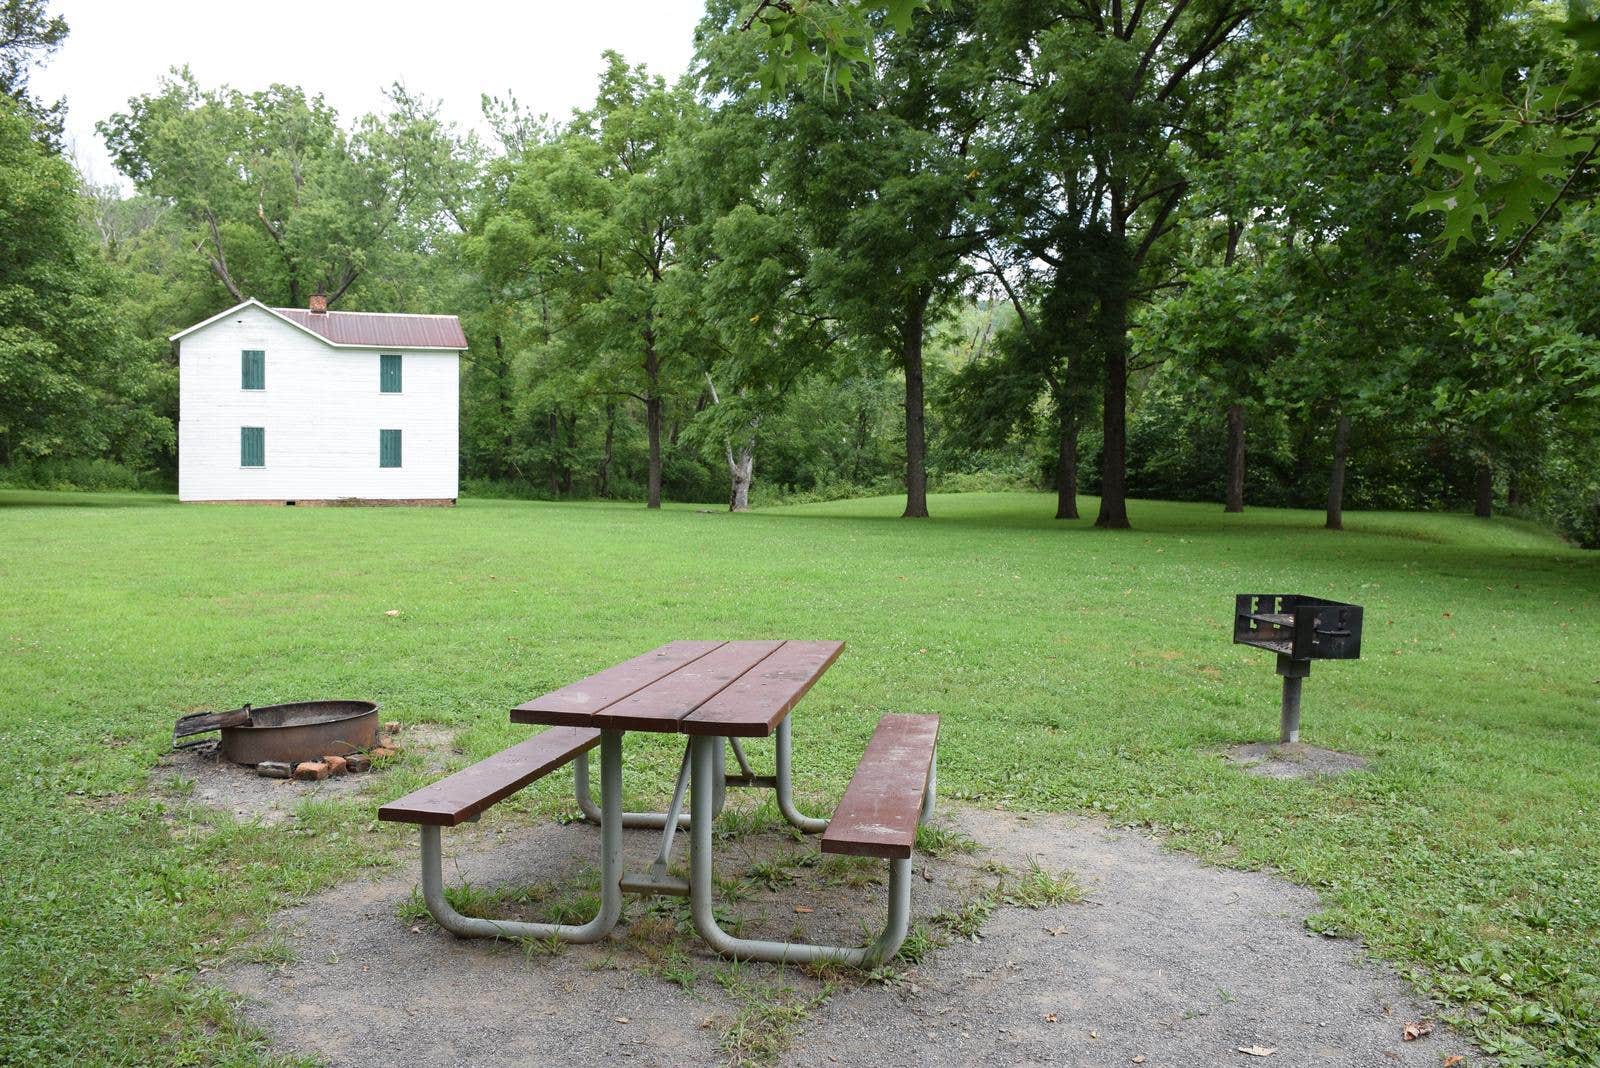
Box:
[510,639,845,736]
[382,639,938,967]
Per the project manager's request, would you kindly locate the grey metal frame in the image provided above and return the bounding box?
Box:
[685,734,920,967]
[416,730,624,943]
[412,715,933,965]
[571,719,828,835]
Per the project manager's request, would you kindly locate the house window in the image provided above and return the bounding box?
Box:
[241,427,265,467]
[380,354,402,393]
[241,349,265,390]
[379,429,402,468]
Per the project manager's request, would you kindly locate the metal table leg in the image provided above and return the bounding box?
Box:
[688,734,910,966]
[775,716,828,834]
[573,744,692,829]
[418,729,624,943]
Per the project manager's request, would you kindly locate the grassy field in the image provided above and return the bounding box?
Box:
[1,489,1597,1066]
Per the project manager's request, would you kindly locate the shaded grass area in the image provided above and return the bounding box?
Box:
[0,490,1597,1064]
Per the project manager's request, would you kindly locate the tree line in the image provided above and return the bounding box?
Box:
[2,0,1597,545]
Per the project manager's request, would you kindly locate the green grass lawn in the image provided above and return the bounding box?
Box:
[2,489,1597,1065]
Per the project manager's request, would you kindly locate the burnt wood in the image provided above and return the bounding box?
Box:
[378,726,600,827]
[592,640,784,731]
[682,640,847,737]
[511,641,725,726]
[821,714,940,860]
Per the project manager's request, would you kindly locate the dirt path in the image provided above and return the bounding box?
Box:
[222,805,1476,1067]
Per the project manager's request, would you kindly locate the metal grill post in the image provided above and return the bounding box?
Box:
[1280,674,1303,744]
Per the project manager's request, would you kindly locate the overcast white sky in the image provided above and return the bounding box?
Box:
[31,0,707,186]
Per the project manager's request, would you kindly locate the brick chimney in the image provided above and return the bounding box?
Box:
[309,292,328,315]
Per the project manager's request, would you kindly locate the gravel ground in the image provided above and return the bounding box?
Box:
[1222,742,1371,780]
[221,802,1477,1067]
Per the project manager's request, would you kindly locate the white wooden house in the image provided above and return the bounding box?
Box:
[170,297,465,505]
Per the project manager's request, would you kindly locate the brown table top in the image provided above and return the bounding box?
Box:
[511,640,845,737]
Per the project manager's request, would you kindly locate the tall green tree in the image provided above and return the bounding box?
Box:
[984,0,1253,529]
[100,72,465,309]
[702,0,995,518]
[0,99,170,467]
[0,0,66,144]
[481,54,709,508]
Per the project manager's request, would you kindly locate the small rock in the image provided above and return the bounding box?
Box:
[294,761,329,781]
[257,761,293,779]
[346,753,371,773]
[323,755,348,776]
[370,746,398,760]
[383,720,401,734]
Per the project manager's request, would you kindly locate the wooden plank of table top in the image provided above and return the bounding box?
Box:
[592,640,786,731]
[511,641,726,726]
[682,640,846,738]
[820,713,940,859]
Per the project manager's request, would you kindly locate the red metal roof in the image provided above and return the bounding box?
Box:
[273,308,467,350]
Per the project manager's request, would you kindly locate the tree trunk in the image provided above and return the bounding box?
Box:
[560,411,576,495]
[1507,471,1523,508]
[728,443,754,512]
[1326,414,1352,530]
[1095,289,1131,529]
[598,402,615,498]
[546,411,561,496]
[1055,410,1079,520]
[1475,460,1493,518]
[1225,402,1246,513]
[902,290,931,518]
[643,328,662,510]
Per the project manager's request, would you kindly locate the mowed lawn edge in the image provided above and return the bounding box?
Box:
[0,489,1596,1065]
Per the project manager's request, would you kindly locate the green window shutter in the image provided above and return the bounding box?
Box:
[241,427,264,467]
[380,354,402,393]
[241,350,265,390]
[379,428,402,468]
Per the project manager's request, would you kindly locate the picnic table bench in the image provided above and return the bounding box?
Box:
[379,640,939,966]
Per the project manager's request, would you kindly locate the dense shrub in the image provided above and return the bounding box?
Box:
[0,459,170,493]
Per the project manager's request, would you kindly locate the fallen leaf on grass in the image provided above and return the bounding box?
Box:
[384,609,400,617]
[1238,1046,1276,1057]
[794,906,814,914]
[1402,1019,1434,1041]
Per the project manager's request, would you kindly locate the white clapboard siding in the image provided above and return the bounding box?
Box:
[177,304,459,502]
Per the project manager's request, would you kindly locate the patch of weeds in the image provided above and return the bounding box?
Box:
[1003,861,1087,908]
[519,935,567,959]
[715,873,755,902]
[896,921,946,965]
[650,947,700,990]
[915,822,978,858]
[934,894,999,942]
[716,800,784,840]
[979,859,1012,878]
[539,890,601,926]
[744,856,798,891]
[396,888,429,922]
[234,937,297,966]
[713,971,828,1068]
[818,853,881,889]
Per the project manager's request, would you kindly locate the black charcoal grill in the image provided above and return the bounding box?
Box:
[1233,594,1363,743]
